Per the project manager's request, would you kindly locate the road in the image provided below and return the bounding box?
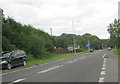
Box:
[1,49,118,83]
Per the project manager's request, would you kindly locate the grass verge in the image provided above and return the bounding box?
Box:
[114,49,120,55]
[27,52,85,66]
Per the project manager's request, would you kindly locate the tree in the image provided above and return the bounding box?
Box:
[82,33,101,49]
[2,17,54,58]
[107,19,120,48]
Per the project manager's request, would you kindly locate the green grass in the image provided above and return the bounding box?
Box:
[27,52,85,66]
[1,52,85,72]
[114,49,120,55]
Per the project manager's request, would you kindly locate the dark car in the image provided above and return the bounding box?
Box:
[90,49,94,52]
[0,50,27,70]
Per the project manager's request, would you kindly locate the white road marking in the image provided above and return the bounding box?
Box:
[102,67,106,70]
[103,64,106,67]
[64,59,78,64]
[103,54,106,58]
[103,58,106,67]
[38,65,63,74]
[63,55,91,65]
[99,77,104,82]
[64,56,89,64]
[104,58,107,61]
[103,61,105,64]
[100,71,106,75]
[0,66,38,76]
[98,54,107,82]
[12,78,26,83]
[69,60,78,63]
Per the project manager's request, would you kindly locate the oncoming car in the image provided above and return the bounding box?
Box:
[90,49,94,52]
[107,47,112,50]
[0,50,27,70]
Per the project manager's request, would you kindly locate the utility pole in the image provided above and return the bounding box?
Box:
[118,1,120,19]
[72,20,80,53]
[50,27,52,36]
[72,21,76,53]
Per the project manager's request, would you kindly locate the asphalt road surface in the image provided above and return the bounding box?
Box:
[1,49,118,83]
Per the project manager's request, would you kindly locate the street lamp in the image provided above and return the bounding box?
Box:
[72,20,80,53]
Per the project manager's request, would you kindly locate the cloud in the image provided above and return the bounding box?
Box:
[1,0,119,39]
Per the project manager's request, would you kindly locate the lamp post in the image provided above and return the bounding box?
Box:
[72,20,80,53]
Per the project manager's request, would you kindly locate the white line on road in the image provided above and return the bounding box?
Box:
[102,67,106,70]
[68,60,78,64]
[11,78,26,83]
[38,65,63,74]
[0,66,38,76]
[103,54,106,58]
[103,64,106,67]
[99,77,104,82]
[98,54,107,82]
[104,58,107,62]
[64,59,78,64]
[103,58,106,67]
[100,71,106,75]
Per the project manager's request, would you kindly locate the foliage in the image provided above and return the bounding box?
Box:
[54,33,73,48]
[107,19,120,48]
[101,39,110,48]
[54,33,102,50]
[2,17,54,58]
[114,49,120,55]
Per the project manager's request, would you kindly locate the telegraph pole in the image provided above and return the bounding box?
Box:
[50,27,52,36]
[72,20,80,53]
[118,1,120,19]
[72,21,76,53]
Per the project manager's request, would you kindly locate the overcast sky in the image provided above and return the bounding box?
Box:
[1,0,119,39]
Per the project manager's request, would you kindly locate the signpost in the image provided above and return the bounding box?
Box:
[86,41,91,50]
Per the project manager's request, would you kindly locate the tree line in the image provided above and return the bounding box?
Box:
[54,33,102,50]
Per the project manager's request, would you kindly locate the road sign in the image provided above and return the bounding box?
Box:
[86,43,91,47]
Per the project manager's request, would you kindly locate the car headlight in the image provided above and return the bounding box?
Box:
[0,60,7,64]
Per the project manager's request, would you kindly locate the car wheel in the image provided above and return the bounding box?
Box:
[7,63,12,70]
[23,60,27,66]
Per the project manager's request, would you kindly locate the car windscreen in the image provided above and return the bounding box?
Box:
[10,51,18,57]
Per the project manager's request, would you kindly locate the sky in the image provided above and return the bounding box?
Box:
[1,0,119,39]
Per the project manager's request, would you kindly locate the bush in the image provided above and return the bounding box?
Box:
[2,17,54,59]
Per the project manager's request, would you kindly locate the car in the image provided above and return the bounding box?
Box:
[0,50,27,70]
[90,49,94,52]
[107,47,112,50]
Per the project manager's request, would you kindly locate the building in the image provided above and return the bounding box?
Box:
[67,46,80,53]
